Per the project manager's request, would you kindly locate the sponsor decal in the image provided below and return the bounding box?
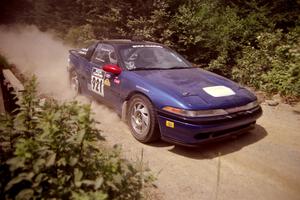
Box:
[132,44,163,48]
[105,73,111,79]
[104,79,111,87]
[166,120,174,128]
[203,86,235,97]
[92,67,104,78]
[91,67,105,96]
[114,77,120,84]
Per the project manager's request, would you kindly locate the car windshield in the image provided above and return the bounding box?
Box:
[118,44,192,70]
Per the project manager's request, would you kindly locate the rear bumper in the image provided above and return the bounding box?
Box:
[157,106,262,147]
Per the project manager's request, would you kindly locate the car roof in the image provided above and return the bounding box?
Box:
[100,39,161,46]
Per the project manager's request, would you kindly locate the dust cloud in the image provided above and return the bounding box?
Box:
[0,25,74,99]
[0,25,129,134]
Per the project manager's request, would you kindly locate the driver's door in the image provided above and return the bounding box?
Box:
[88,43,120,105]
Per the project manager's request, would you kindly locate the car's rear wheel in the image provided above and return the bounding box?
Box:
[69,70,80,95]
[127,94,160,143]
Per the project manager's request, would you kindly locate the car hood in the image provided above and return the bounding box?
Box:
[133,68,256,109]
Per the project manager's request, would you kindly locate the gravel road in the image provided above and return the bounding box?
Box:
[1,25,299,200]
[89,100,300,200]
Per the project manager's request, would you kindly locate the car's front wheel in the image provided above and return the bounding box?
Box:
[127,94,160,143]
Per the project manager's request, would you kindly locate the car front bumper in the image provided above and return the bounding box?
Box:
[157,106,263,146]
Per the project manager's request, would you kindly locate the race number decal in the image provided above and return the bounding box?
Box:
[203,86,235,97]
[91,67,105,96]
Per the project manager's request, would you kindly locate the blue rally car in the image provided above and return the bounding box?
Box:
[68,39,262,146]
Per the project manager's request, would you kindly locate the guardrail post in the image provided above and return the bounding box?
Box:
[0,69,24,113]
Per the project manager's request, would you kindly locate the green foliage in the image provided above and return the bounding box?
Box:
[1,0,300,97]
[65,24,97,47]
[233,29,300,97]
[171,1,245,70]
[0,78,154,199]
[125,0,174,46]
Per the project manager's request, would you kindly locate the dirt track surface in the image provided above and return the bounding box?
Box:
[1,26,300,200]
[89,101,300,200]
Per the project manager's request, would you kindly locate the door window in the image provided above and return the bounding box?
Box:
[90,44,117,97]
[91,44,117,65]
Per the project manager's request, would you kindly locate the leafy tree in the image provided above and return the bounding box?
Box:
[0,0,32,24]
[125,0,174,45]
[0,0,299,97]
[234,28,300,97]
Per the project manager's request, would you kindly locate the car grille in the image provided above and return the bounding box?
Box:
[194,123,254,140]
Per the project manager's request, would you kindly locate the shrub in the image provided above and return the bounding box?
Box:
[233,29,300,97]
[0,77,154,200]
[65,24,97,47]
[170,1,262,77]
[125,0,174,46]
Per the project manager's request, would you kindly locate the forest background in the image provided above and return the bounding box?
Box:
[1,0,299,98]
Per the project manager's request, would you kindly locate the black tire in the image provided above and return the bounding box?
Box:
[127,94,160,143]
[69,70,81,95]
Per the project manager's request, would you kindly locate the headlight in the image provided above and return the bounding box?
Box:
[162,106,228,117]
[226,100,259,113]
[162,100,259,117]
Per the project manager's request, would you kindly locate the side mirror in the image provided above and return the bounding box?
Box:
[103,64,122,75]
